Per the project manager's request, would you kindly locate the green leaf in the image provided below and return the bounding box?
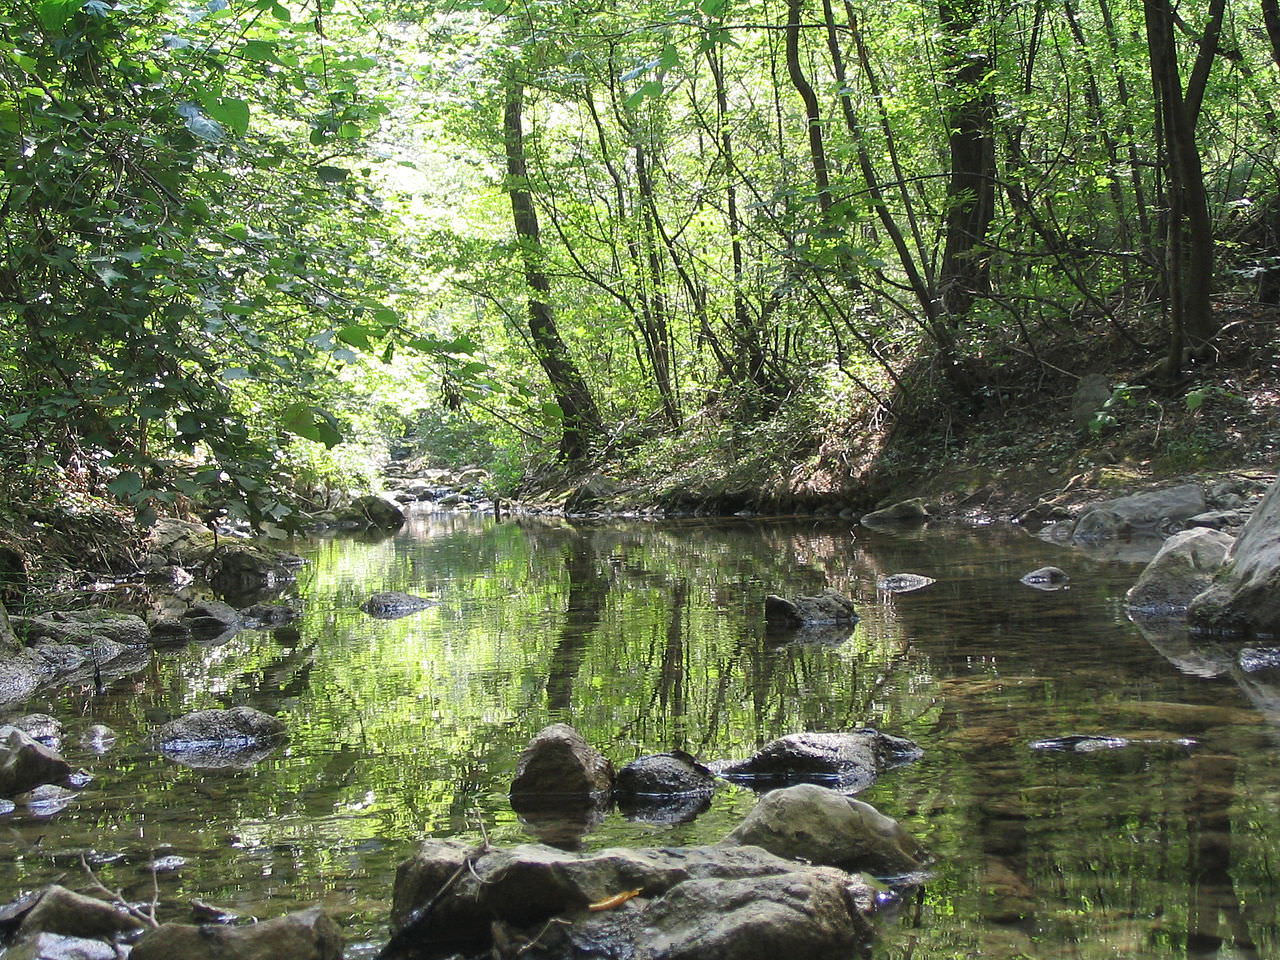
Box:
[108,471,144,498]
[280,403,342,448]
[336,324,373,350]
[241,39,279,62]
[201,96,250,136]
[624,80,663,109]
[316,165,349,183]
[37,0,82,31]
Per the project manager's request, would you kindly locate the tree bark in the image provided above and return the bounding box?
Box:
[784,0,833,216]
[502,77,601,461]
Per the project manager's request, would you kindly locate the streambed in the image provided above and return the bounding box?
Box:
[2,512,1277,959]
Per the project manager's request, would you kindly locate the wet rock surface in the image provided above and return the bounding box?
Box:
[876,573,936,593]
[764,590,857,627]
[14,885,144,941]
[130,906,343,960]
[335,495,406,530]
[1070,483,1206,543]
[615,751,714,797]
[714,730,921,792]
[12,611,151,648]
[0,725,72,798]
[721,784,928,876]
[510,724,614,799]
[861,498,929,526]
[1188,475,1280,636]
[1019,566,1069,589]
[360,592,435,619]
[156,706,285,770]
[1126,528,1233,615]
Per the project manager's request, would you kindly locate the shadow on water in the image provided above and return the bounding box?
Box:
[2,513,1279,958]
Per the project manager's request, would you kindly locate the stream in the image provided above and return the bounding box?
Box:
[2,512,1278,959]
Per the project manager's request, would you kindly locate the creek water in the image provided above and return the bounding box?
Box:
[3,512,1278,959]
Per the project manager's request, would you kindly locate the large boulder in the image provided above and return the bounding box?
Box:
[510,724,614,799]
[0,726,72,797]
[336,495,405,530]
[130,906,342,960]
[0,653,40,706]
[15,885,144,941]
[1070,373,1112,430]
[182,600,243,640]
[388,840,876,958]
[721,784,928,876]
[156,706,285,770]
[144,518,216,566]
[714,730,921,792]
[1189,476,1280,635]
[615,752,714,796]
[861,498,929,527]
[1126,528,1234,615]
[207,543,304,594]
[1071,484,1206,543]
[764,590,857,627]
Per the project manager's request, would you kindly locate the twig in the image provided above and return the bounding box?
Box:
[79,855,160,928]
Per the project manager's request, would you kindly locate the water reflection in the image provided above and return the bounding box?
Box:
[0,514,1275,958]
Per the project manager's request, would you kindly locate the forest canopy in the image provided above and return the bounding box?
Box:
[1,0,1277,522]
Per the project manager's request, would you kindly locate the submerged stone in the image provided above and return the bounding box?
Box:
[360,592,435,619]
[715,730,921,793]
[764,590,857,627]
[876,574,936,593]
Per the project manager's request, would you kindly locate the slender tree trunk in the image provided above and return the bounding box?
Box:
[502,77,601,460]
[784,0,834,216]
[938,0,997,324]
[1142,0,1222,374]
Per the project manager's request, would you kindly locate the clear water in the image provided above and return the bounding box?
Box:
[3,512,1278,959]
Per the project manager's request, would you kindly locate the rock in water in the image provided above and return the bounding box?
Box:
[130,906,343,960]
[360,592,435,619]
[1126,528,1233,615]
[156,707,285,770]
[0,726,72,798]
[1071,483,1206,542]
[764,590,857,627]
[1189,475,1280,636]
[1019,566,1069,590]
[715,730,921,793]
[509,724,614,798]
[336,495,406,530]
[876,574,935,594]
[721,784,928,876]
[861,498,929,526]
[616,751,714,796]
[15,885,144,940]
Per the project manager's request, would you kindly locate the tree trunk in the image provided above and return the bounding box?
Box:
[1143,0,1221,375]
[784,0,833,216]
[938,0,997,324]
[502,77,601,461]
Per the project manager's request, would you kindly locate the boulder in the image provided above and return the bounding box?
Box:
[1071,484,1206,543]
[182,600,242,640]
[1019,566,1069,589]
[130,906,343,960]
[764,590,857,627]
[1070,373,1112,430]
[564,475,621,513]
[0,726,72,797]
[2,932,120,960]
[1189,476,1280,636]
[861,498,929,527]
[156,707,285,770]
[510,724,614,799]
[721,784,927,877]
[389,840,876,955]
[714,730,921,792]
[360,592,435,620]
[0,652,40,705]
[615,752,714,796]
[1240,647,1280,673]
[8,714,62,746]
[79,724,116,751]
[12,611,150,648]
[633,871,870,960]
[1126,528,1234,615]
[16,885,144,940]
[145,518,216,565]
[208,543,304,594]
[241,603,299,626]
[336,495,405,530]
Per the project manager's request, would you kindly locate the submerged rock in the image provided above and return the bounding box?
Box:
[715,730,921,793]
[79,724,116,752]
[510,724,614,800]
[3,931,121,960]
[12,610,151,648]
[15,885,144,941]
[156,706,285,770]
[360,592,435,619]
[336,495,405,530]
[861,498,929,527]
[764,590,857,627]
[7,714,62,746]
[1239,647,1280,673]
[131,906,343,960]
[615,751,714,797]
[1188,475,1280,636]
[0,726,72,798]
[1126,528,1233,615]
[721,784,928,877]
[183,600,243,641]
[1029,735,1132,752]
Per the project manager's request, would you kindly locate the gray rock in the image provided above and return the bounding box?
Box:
[79,725,116,751]
[240,604,299,626]
[1189,476,1280,636]
[29,645,88,678]
[715,730,921,792]
[13,611,150,648]
[510,724,614,799]
[360,592,435,619]
[616,751,714,796]
[182,600,242,640]
[336,495,405,530]
[876,573,936,593]
[1030,735,1131,752]
[145,518,216,565]
[2,932,121,960]
[1070,374,1113,430]
[16,885,143,940]
[15,784,77,814]
[634,870,870,960]
[1187,510,1249,529]
[764,590,857,627]
[8,713,62,745]
[1240,647,1280,672]
[1019,566,1069,589]
[861,498,929,526]
[0,726,72,798]
[1127,528,1234,615]
[207,544,304,593]
[130,906,343,960]
[0,653,40,706]
[721,784,927,876]
[1072,483,1206,542]
[156,707,285,770]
